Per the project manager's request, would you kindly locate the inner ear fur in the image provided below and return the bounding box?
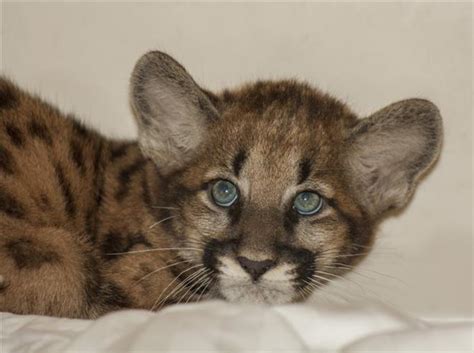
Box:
[346,98,443,218]
[130,51,219,175]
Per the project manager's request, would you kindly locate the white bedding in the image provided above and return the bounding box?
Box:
[2,300,472,353]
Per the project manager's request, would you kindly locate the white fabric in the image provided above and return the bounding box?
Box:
[2,301,472,353]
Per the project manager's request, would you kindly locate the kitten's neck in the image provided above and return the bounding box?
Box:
[93,140,168,250]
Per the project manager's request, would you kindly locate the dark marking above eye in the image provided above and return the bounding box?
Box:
[28,120,53,145]
[5,124,25,147]
[232,149,247,177]
[297,158,312,184]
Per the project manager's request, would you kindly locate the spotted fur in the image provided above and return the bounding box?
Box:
[0,51,442,318]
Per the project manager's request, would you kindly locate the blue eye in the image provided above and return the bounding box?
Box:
[211,180,238,207]
[293,192,323,216]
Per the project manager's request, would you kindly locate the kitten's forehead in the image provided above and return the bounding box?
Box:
[234,143,300,205]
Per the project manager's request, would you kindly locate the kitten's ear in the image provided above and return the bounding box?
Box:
[130,51,219,174]
[346,99,443,217]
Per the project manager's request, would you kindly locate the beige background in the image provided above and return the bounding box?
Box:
[1,2,472,320]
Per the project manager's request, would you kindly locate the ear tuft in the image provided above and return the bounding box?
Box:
[130,51,219,175]
[346,99,443,217]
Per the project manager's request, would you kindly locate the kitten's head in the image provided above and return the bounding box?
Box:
[130,51,442,304]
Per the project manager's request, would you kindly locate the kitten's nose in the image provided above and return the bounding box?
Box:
[237,256,276,281]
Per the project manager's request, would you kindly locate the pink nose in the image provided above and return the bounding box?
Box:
[237,256,276,281]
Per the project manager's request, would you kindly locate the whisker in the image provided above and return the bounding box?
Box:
[188,276,213,304]
[151,264,203,311]
[196,277,214,303]
[324,265,375,281]
[105,247,203,256]
[149,216,176,229]
[156,267,208,310]
[176,270,211,305]
[329,252,372,259]
[134,260,192,285]
[315,270,367,294]
[151,206,180,210]
[329,262,407,286]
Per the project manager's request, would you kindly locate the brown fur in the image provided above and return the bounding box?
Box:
[0,51,442,318]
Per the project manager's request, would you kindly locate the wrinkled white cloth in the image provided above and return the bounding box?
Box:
[1,300,472,353]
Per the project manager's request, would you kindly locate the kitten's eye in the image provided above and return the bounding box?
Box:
[211,180,239,207]
[293,192,323,215]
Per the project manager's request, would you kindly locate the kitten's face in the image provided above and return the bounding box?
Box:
[131,51,442,305]
[162,96,372,304]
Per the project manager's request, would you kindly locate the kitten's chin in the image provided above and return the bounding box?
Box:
[218,280,295,305]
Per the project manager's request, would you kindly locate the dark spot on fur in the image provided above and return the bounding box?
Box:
[54,162,76,218]
[35,193,51,211]
[228,202,242,226]
[6,239,60,269]
[201,238,239,272]
[70,139,86,175]
[0,187,25,219]
[28,120,53,145]
[83,256,131,310]
[0,145,15,174]
[115,158,147,201]
[5,124,25,147]
[84,140,105,243]
[284,209,299,234]
[110,142,133,161]
[101,232,152,260]
[141,171,154,211]
[232,149,247,177]
[71,117,90,138]
[0,80,19,110]
[101,281,131,308]
[277,244,316,290]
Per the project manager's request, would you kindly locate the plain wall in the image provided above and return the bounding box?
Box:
[1,1,472,320]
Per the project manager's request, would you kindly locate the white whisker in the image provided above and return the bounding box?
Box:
[156,267,207,310]
[149,216,176,229]
[105,247,202,256]
[188,276,213,304]
[176,270,211,305]
[134,260,191,285]
[151,206,179,210]
[196,277,214,303]
[151,263,203,311]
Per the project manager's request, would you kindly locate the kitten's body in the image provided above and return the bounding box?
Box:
[0,52,442,318]
[0,78,184,317]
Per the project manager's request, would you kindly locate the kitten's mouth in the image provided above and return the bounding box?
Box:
[217,278,296,304]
